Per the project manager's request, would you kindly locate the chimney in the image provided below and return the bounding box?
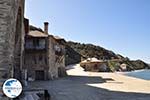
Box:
[44,22,49,34]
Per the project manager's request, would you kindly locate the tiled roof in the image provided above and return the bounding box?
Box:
[81,58,105,63]
[27,31,66,43]
[28,31,48,37]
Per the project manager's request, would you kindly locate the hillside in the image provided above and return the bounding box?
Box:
[67,41,119,60]
[67,41,150,71]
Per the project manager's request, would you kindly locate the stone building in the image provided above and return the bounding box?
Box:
[120,63,127,71]
[0,0,25,79]
[0,0,66,81]
[23,22,66,80]
[80,58,109,72]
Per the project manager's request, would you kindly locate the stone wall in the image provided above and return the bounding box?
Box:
[23,50,48,80]
[55,41,66,77]
[80,62,109,72]
[47,36,66,79]
[47,36,57,79]
[0,0,25,79]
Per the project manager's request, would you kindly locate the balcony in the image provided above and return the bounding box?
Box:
[25,38,46,50]
[25,44,46,50]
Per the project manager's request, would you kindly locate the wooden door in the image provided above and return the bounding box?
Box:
[35,70,44,80]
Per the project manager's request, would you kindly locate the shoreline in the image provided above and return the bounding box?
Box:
[117,69,150,80]
[87,72,150,93]
[67,64,150,94]
[117,68,150,72]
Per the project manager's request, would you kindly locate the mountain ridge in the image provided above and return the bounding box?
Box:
[66,41,150,71]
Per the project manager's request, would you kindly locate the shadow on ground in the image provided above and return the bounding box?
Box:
[28,75,150,100]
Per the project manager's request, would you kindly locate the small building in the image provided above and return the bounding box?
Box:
[80,58,109,72]
[23,22,66,80]
[120,63,127,71]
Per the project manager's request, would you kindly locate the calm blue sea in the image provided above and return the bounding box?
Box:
[124,69,150,80]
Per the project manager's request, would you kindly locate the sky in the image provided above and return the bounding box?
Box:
[25,0,150,63]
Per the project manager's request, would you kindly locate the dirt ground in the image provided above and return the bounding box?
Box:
[28,64,150,100]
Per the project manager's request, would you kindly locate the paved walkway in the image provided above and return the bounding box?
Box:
[29,64,150,100]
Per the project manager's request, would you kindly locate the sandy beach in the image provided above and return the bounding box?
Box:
[29,64,150,100]
[87,72,150,93]
[67,64,150,93]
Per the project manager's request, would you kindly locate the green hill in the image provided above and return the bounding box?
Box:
[67,41,119,60]
[66,41,150,71]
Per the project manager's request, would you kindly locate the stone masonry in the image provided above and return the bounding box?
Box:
[0,0,25,79]
[23,22,67,80]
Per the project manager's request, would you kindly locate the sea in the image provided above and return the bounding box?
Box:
[124,69,150,80]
